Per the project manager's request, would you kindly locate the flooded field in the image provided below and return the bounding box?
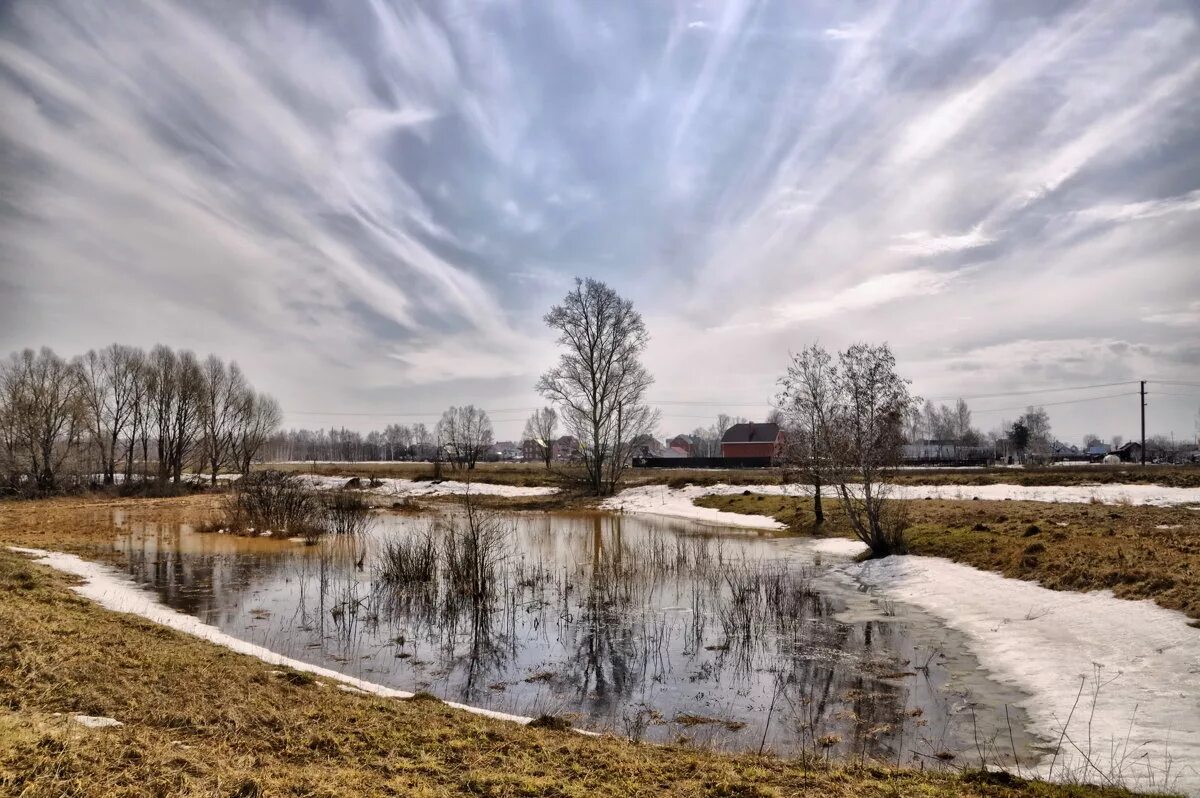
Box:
[95,507,1043,765]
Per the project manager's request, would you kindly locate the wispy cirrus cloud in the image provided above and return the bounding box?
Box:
[0,0,1197,441]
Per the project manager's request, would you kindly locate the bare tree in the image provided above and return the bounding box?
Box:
[954,398,973,445]
[0,348,87,491]
[825,343,913,556]
[437,405,494,470]
[199,355,248,484]
[147,347,204,484]
[537,279,658,496]
[232,390,282,476]
[412,422,432,461]
[777,344,837,523]
[76,344,142,484]
[1020,406,1052,459]
[522,407,558,468]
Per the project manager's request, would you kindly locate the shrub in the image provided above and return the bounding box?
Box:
[223,470,324,538]
[377,530,438,585]
[322,490,375,537]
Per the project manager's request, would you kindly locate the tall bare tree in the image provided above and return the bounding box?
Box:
[76,344,142,484]
[437,405,493,470]
[537,279,658,495]
[231,390,282,475]
[777,343,837,523]
[522,407,558,468]
[199,355,247,484]
[0,348,87,490]
[825,343,913,556]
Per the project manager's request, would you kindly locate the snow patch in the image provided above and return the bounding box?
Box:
[604,481,1200,531]
[72,715,123,729]
[301,474,558,498]
[821,547,1200,794]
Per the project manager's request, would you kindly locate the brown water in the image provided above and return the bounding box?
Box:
[99,508,1042,765]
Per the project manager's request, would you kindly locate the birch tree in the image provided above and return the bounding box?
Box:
[536,278,658,495]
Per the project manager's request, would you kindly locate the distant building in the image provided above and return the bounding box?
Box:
[1085,443,1111,461]
[1112,441,1143,462]
[720,422,782,459]
[1049,440,1088,462]
[667,434,700,455]
[489,441,521,461]
[552,435,580,462]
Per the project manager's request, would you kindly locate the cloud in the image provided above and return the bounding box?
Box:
[889,226,994,255]
[773,269,963,324]
[1143,301,1200,327]
[1076,189,1200,226]
[1,0,1197,441]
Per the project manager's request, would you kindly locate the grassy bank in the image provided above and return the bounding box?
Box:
[0,541,1156,798]
[693,493,1200,621]
[263,460,1200,489]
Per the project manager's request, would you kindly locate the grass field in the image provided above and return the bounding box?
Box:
[263,460,1200,489]
[0,519,1156,797]
[693,493,1200,621]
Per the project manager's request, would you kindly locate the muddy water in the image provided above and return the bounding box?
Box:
[98,508,1042,765]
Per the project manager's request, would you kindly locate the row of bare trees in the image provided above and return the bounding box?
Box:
[777,342,914,556]
[263,424,438,463]
[0,344,281,494]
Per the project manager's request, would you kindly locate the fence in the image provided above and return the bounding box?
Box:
[632,456,775,469]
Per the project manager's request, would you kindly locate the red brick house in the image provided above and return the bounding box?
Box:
[720,422,782,459]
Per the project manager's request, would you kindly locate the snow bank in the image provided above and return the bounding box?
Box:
[600,484,787,530]
[8,547,558,729]
[604,481,1200,529]
[300,474,559,498]
[814,542,1200,794]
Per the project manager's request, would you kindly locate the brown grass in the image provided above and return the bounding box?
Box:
[694,493,1200,620]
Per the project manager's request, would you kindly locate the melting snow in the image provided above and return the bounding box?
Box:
[300,474,559,498]
[72,715,124,729]
[603,481,1200,531]
[817,542,1200,794]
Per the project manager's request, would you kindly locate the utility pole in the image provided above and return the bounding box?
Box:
[1140,380,1146,466]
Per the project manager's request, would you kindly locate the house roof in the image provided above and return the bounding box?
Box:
[721,422,780,444]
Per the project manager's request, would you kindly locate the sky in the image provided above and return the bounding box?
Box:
[1,0,1198,445]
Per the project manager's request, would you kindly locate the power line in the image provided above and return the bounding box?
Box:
[923,380,1139,402]
[972,391,1138,414]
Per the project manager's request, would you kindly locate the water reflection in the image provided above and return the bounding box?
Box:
[102,508,1040,765]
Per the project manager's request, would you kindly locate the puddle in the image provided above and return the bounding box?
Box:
[96,507,1043,765]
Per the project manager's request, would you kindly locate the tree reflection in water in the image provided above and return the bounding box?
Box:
[104,507,1039,765]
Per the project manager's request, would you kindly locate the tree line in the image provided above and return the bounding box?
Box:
[0,344,280,494]
[264,405,496,471]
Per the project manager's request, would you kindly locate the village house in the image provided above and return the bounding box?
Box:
[719,422,782,459]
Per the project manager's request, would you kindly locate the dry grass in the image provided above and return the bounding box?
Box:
[0,541,1155,797]
[262,460,1200,490]
[694,494,1200,620]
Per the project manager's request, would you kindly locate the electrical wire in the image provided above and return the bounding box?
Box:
[970,391,1138,414]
